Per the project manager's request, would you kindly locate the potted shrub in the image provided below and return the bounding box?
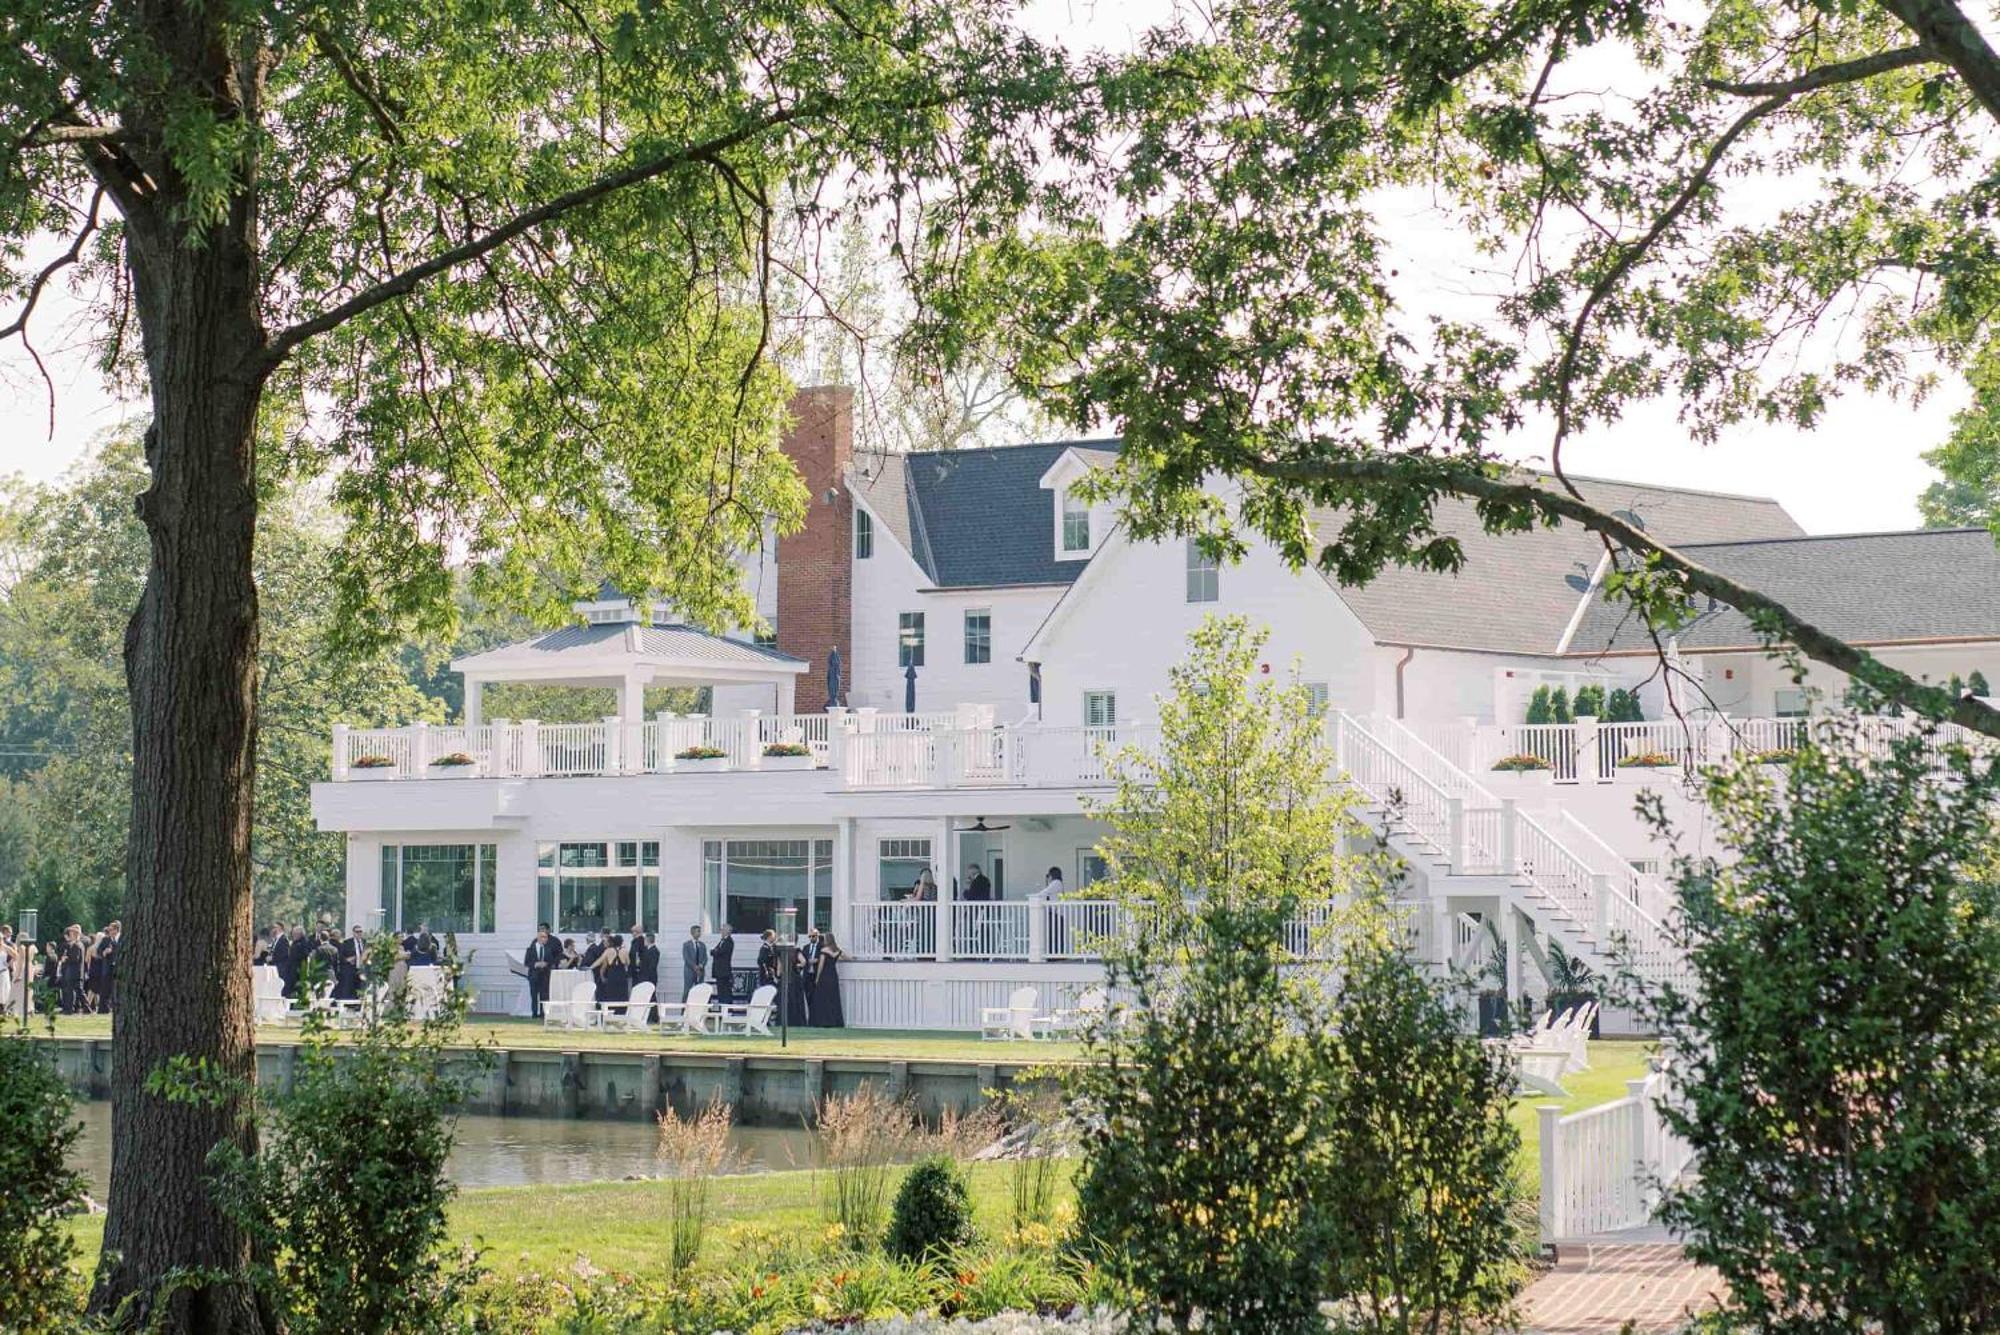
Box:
[761,740,816,771]
[675,744,730,773]
[1747,748,1797,766]
[1490,753,1553,773]
[428,750,481,777]
[1544,941,1601,1037]
[1616,750,1676,770]
[350,754,398,781]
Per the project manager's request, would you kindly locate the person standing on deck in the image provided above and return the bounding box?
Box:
[711,924,736,1005]
[680,924,708,1001]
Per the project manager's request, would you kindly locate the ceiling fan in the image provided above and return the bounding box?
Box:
[953,816,1013,832]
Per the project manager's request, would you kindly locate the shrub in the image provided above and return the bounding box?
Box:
[1550,685,1572,724]
[1746,748,1796,765]
[676,744,728,760]
[1320,942,1530,1331]
[166,933,483,1335]
[1640,721,2000,1330]
[351,753,395,768]
[0,1031,84,1332]
[1616,750,1676,768]
[428,751,475,767]
[657,1097,736,1274]
[1572,682,1605,717]
[885,1155,977,1262]
[1605,687,1645,722]
[1490,753,1552,772]
[1525,684,1553,724]
[1972,669,1991,697]
[762,741,812,757]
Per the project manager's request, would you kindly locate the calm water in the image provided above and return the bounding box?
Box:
[69,1102,822,1200]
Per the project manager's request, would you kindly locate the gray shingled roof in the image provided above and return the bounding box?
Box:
[1569,528,2000,655]
[851,439,1122,588]
[1322,475,1805,655]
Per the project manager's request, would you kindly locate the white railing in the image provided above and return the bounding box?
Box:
[951,901,1031,959]
[1333,712,1463,864]
[848,901,939,960]
[1538,1067,1693,1241]
[1559,812,1678,927]
[1043,899,1130,960]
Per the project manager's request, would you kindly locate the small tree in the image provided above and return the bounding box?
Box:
[1550,686,1572,724]
[1950,673,1967,699]
[1525,685,1554,725]
[885,1155,977,1261]
[0,1029,85,1332]
[1640,722,2000,1331]
[1604,688,1645,723]
[1971,670,1992,698]
[1572,683,1604,717]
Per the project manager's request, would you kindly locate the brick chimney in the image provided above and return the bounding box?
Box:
[775,386,854,711]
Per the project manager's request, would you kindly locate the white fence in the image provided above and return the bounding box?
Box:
[843,898,1357,963]
[1538,1067,1694,1241]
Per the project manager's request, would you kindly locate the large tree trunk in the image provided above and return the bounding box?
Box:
[89,201,276,1332]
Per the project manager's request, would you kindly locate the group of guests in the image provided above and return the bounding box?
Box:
[525,921,844,1026]
[0,921,120,1014]
[255,918,460,1003]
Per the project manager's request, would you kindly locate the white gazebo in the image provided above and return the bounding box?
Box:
[451,590,807,727]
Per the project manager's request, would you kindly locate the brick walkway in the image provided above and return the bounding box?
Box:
[1518,1243,1722,1334]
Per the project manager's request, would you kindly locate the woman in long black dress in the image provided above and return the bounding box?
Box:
[809,931,846,1028]
[594,933,630,1006]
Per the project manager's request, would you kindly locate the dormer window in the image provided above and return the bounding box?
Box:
[855,508,873,559]
[1060,492,1091,555]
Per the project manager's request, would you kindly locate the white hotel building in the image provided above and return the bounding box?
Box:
[312,388,2000,1028]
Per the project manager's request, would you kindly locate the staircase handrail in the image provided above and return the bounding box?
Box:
[1556,811,1680,926]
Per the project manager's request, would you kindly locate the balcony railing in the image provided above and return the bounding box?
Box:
[330,709,1158,792]
[845,897,1354,963]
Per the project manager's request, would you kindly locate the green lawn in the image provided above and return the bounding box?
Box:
[35,1016,1080,1064]
[64,1040,1650,1279]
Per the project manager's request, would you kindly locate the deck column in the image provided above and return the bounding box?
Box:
[331,724,350,780]
[1537,1104,1562,1242]
[464,677,484,728]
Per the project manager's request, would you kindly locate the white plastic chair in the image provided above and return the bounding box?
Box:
[252,967,292,1024]
[543,977,597,1029]
[716,984,778,1036]
[1044,986,1107,1038]
[980,986,1047,1041]
[658,982,715,1035]
[599,981,656,1031]
[406,965,447,1022]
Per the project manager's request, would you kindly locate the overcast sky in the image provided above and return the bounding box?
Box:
[0,1,1963,535]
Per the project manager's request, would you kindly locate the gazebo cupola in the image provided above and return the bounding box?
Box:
[450,586,808,726]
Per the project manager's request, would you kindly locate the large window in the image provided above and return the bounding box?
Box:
[1186,538,1219,603]
[855,508,874,559]
[534,840,660,936]
[1304,682,1330,718]
[1061,492,1091,553]
[702,838,834,933]
[898,612,926,667]
[1077,851,1110,888]
[379,843,497,934]
[963,609,991,665]
[878,837,934,900]
[1084,690,1117,729]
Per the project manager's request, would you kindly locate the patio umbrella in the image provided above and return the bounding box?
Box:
[825,646,842,711]
[905,664,917,713]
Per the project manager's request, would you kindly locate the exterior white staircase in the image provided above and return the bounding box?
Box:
[1330,712,1690,996]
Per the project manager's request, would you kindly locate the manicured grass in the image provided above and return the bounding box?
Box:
[33,1016,1080,1064]
[63,1039,1649,1278]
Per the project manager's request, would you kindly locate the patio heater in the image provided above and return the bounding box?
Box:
[14,909,35,1021]
[774,905,799,1049]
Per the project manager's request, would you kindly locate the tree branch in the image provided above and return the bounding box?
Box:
[1,187,104,343]
[1702,45,1937,97]
[1241,450,2000,739]
[1878,0,2000,126]
[255,102,820,370]
[26,122,128,145]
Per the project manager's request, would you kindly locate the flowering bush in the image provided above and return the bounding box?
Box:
[428,751,476,767]
[352,754,395,768]
[1489,753,1552,772]
[1616,750,1677,768]
[1746,748,1797,765]
[764,741,813,757]
[676,745,728,760]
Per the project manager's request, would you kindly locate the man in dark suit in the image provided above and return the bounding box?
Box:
[965,865,993,901]
[710,924,736,1005]
[633,932,660,994]
[335,927,366,1001]
[680,925,708,1001]
[274,924,305,998]
[579,931,605,970]
[524,924,562,1017]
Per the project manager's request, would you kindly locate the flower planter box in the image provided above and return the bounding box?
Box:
[348,767,400,782]
[675,755,730,773]
[428,763,483,779]
[760,753,816,772]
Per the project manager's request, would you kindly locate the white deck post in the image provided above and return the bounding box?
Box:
[1591,873,1614,943]
[1500,902,1520,1008]
[738,708,761,769]
[832,817,855,950]
[1028,892,1048,963]
[935,817,954,963]
[1446,796,1466,873]
[601,715,622,774]
[1498,798,1518,874]
[826,707,849,781]
[331,724,350,780]
[1537,1104,1563,1242]
[520,719,542,777]
[1627,1077,1655,1217]
[464,678,484,728]
[412,721,431,779]
[1578,713,1602,782]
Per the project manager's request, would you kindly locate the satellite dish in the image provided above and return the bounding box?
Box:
[1611,508,1646,531]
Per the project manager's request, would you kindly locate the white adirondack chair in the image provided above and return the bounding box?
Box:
[252,966,292,1024]
[658,982,715,1035]
[406,965,448,1022]
[1043,986,1107,1038]
[716,984,777,1036]
[543,977,597,1029]
[980,986,1049,1041]
[599,981,657,1031]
